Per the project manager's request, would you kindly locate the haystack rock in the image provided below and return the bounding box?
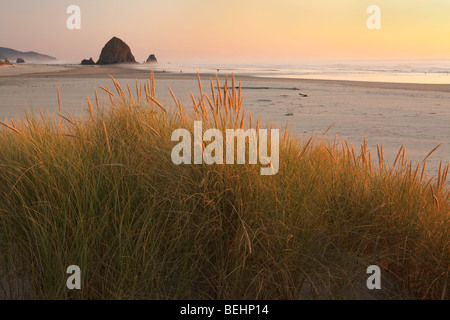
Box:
[146,54,157,63]
[96,37,136,65]
[81,58,95,65]
[16,58,25,63]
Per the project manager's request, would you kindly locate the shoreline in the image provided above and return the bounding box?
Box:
[2,64,450,93]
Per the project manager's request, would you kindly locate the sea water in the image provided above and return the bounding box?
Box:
[129,59,450,85]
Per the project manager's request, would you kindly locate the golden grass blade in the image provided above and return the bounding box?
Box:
[95,88,100,108]
[210,78,216,107]
[324,145,336,161]
[420,160,427,184]
[431,187,440,211]
[284,120,289,142]
[140,121,161,137]
[136,79,141,103]
[109,75,125,98]
[190,91,200,117]
[361,136,368,167]
[442,164,449,189]
[238,81,242,113]
[146,95,167,113]
[23,117,32,134]
[322,122,336,136]
[40,108,45,123]
[401,145,406,168]
[223,75,228,110]
[351,143,357,166]
[256,117,260,137]
[87,97,95,119]
[412,162,420,184]
[299,136,314,161]
[437,160,442,190]
[56,86,62,130]
[342,141,347,161]
[66,111,76,125]
[168,87,183,121]
[423,143,442,163]
[0,121,24,137]
[197,73,203,97]
[145,79,150,103]
[240,110,245,129]
[199,94,209,121]
[233,105,241,130]
[58,113,75,126]
[98,85,116,105]
[394,144,405,167]
[345,140,351,160]
[127,82,135,105]
[102,120,112,157]
[205,94,219,128]
[376,143,384,168]
[215,75,223,112]
[407,161,413,180]
[150,71,155,97]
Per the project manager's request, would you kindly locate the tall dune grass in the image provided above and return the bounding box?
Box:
[0,73,448,299]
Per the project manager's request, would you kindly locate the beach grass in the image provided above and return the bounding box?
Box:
[0,73,448,299]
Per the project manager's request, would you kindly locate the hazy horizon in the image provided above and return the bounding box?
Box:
[1,0,450,63]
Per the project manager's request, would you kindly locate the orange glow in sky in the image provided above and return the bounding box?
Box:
[1,0,450,62]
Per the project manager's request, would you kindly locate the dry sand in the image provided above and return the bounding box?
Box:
[0,64,449,183]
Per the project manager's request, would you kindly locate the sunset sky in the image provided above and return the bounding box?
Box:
[1,0,450,63]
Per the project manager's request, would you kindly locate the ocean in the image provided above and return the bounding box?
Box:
[129,59,450,84]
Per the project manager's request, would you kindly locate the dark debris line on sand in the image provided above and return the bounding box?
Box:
[229,86,309,97]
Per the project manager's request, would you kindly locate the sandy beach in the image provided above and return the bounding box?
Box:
[2,1,450,301]
[0,64,449,183]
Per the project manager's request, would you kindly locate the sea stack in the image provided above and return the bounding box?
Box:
[96,37,136,65]
[146,54,157,64]
[81,58,95,65]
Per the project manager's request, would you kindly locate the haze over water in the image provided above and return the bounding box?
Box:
[126,59,450,84]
